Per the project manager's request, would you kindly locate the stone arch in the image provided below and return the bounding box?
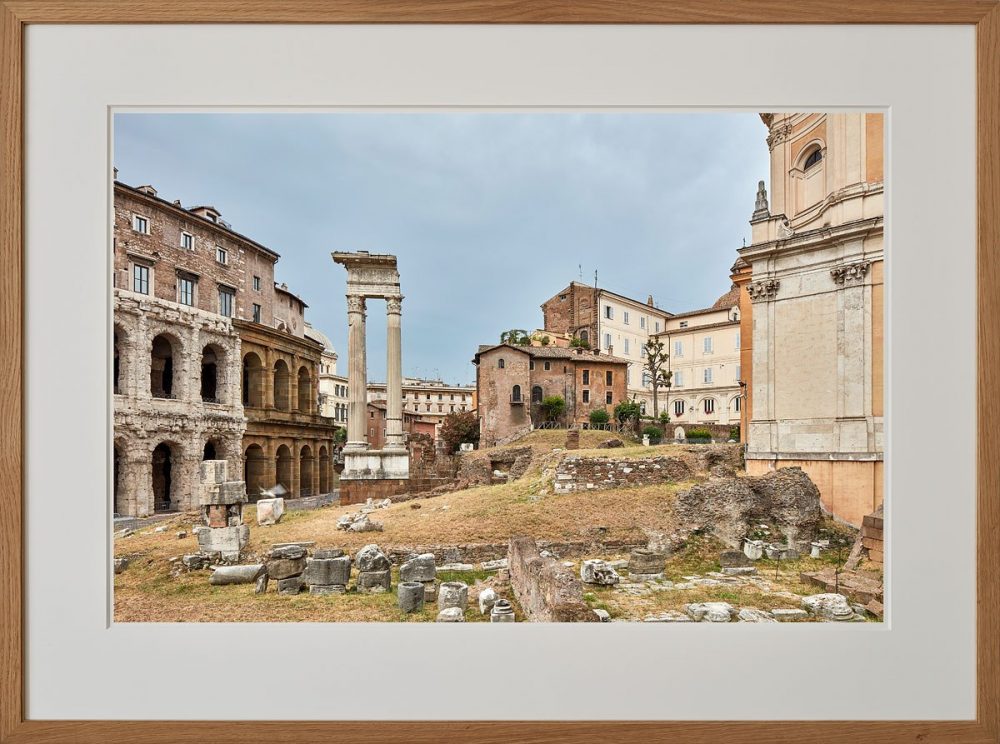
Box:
[150,332,181,399]
[697,395,718,416]
[113,323,129,396]
[275,444,292,493]
[728,394,741,413]
[151,440,182,512]
[242,352,264,408]
[579,329,589,345]
[273,359,291,411]
[113,440,125,516]
[297,365,312,412]
[318,445,330,494]
[244,443,267,500]
[202,434,229,462]
[200,343,227,403]
[299,444,314,498]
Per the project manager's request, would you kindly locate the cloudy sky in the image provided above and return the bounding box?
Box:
[114,112,769,385]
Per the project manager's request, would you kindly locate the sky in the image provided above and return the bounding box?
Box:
[114,112,769,386]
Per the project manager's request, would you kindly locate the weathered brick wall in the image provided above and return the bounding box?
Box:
[861,509,884,566]
[554,455,693,493]
[477,347,532,446]
[507,536,599,622]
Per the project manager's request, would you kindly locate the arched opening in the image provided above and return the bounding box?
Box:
[579,329,589,345]
[242,352,264,408]
[151,442,177,512]
[150,334,176,398]
[201,345,221,402]
[297,366,312,412]
[511,384,522,403]
[113,444,123,516]
[299,444,314,497]
[273,359,291,411]
[497,358,505,369]
[275,444,292,494]
[203,438,223,461]
[531,385,543,403]
[244,443,266,501]
[318,445,330,494]
[703,398,716,415]
[804,147,823,169]
[113,326,125,395]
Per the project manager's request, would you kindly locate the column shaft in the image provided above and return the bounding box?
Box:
[346,295,368,449]
[385,297,405,450]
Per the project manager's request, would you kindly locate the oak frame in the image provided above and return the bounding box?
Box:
[0,2,997,742]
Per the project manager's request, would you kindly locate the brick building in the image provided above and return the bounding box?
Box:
[473,344,628,447]
[113,179,337,516]
[364,401,438,451]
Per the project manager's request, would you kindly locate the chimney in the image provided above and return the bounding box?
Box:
[647,295,654,306]
[190,205,221,223]
[113,167,119,180]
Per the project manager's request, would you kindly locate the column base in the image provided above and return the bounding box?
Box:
[341,449,410,481]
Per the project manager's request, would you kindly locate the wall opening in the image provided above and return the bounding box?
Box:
[273,359,291,411]
[151,442,176,512]
[242,352,264,407]
[244,443,267,501]
[150,334,175,398]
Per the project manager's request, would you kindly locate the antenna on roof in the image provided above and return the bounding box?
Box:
[594,270,598,288]
[578,264,582,281]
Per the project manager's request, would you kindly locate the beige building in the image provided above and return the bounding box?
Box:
[651,288,743,429]
[739,112,884,526]
[306,322,349,425]
[366,377,476,437]
[541,283,673,411]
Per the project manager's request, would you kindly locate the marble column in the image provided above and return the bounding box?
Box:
[345,295,368,450]
[385,296,405,451]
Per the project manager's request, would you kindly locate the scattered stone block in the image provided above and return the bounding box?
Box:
[400,553,436,583]
[309,584,346,595]
[743,539,765,560]
[154,525,168,533]
[685,602,735,622]
[580,559,621,586]
[266,547,307,580]
[719,550,751,568]
[629,548,666,577]
[771,608,809,622]
[438,581,469,611]
[490,599,515,622]
[197,524,250,561]
[348,514,383,532]
[254,573,269,594]
[593,609,611,622]
[314,548,344,559]
[277,576,304,595]
[256,497,285,526]
[737,608,776,623]
[357,569,391,593]
[480,558,508,571]
[436,607,465,622]
[176,531,186,539]
[423,580,439,602]
[209,564,264,585]
[801,593,860,621]
[303,556,351,587]
[354,544,390,572]
[438,562,475,572]
[397,581,426,613]
[722,566,757,576]
[113,557,129,574]
[478,587,498,615]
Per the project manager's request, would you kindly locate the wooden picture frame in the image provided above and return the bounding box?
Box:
[1,2,996,742]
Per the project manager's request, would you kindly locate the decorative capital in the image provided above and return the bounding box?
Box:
[748,279,780,302]
[386,296,403,315]
[830,260,871,285]
[346,295,366,314]
[766,122,793,150]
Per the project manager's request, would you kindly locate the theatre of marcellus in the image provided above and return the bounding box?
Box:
[112,177,338,517]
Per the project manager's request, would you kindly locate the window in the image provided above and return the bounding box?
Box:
[640,401,646,415]
[674,371,683,387]
[529,360,534,370]
[604,305,614,320]
[253,275,261,291]
[132,263,149,294]
[804,148,823,169]
[252,303,261,323]
[498,358,505,369]
[735,365,741,381]
[640,316,646,330]
[180,232,194,250]
[605,391,613,404]
[680,321,688,328]
[178,276,195,306]
[582,390,590,403]
[623,310,630,325]
[623,339,630,355]
[642,371,651,388]
[703,336,713,354]
[674,341,683,357]
[511,385,522,402]
[704,398,715,414]
[218,287,234,317]
[132,214,149,234]
[216,246,228,264]
[734,396,741,412]
[604,333,612,350]
[531,385,543,403]
[674,400,685,417]
[655,321,661,333]
[605,370,612,385]
[544,361,551,371]
[703,367,713,384]
[582,370,590,385]
[735,330,741,349]
[640,345,647,358]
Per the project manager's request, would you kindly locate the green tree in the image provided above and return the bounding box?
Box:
[500,329,531,346]
[589,408,610,425]
[614,399,642,425]
[440,410,480,453]
[540,395,566,423]
[642,338,673,420]
[569,336,591,349]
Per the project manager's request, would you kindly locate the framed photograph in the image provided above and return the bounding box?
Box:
[2,2,997,742]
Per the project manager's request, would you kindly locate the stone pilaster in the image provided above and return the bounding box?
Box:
[385,296,405,451]
[346,295,368,450]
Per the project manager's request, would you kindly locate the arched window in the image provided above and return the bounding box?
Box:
[511,385,522,403]
[150,334,176,398]
[201,345,220,402]
[498,358,505,369]
[704,398,715,414]
[639,401,647,415]
[579,329,589,344]
[674,399,685,417]
[531,385,543,403]
[804,147,823,169]
[733,396,741,412]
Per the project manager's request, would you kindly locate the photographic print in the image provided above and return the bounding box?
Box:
[111,111,884,624]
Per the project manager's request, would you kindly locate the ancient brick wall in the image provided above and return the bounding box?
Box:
[477,346,532,447]
[554,455,693,494]
[507,536,599,622]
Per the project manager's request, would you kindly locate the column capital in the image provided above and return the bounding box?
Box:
[346,295,367,314]
[386,296,404,315]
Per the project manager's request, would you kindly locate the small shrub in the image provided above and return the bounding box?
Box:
[686,427,712,440]
[642,425,663,443]
[728,426,740,441]
[589,409,610,425]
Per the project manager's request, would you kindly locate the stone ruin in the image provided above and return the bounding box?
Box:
[195,460,249,562]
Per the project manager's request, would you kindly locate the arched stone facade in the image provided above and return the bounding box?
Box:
[114,292,246,516]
